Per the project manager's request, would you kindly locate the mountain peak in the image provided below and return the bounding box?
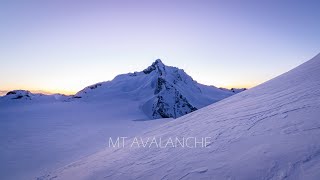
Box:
[154,59,164,65]
[152,59,165,70]
[143,59,166,75]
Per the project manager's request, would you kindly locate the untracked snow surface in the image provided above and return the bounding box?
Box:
[42,54,320,180]
[0,100,170,180]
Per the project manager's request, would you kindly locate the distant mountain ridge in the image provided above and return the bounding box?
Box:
[1,90,70,101]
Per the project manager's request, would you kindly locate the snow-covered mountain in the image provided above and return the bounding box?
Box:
[75,59,243,118]
[43,54,320,180]
[220,87,247,93]
[0,90,70,102]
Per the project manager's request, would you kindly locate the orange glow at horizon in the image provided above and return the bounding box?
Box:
[0,87,77,96]
[0,81,259,96]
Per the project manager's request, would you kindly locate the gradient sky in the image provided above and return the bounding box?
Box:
[0,0,320,95]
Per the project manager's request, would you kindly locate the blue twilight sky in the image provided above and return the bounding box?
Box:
[0,0,319,94]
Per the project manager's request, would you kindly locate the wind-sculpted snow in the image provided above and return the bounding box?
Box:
[76,59,241,118]
[42,54,320,179]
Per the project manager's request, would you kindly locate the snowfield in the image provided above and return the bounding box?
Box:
[41,53,320,180]
[0,100,171,180]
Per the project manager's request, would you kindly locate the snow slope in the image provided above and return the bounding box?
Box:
[43,53,320,180]
[75,59,242,119]
[0,98,170,180]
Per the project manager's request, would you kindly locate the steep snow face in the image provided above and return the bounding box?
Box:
[43,54,320,180]
[76,59,239,118]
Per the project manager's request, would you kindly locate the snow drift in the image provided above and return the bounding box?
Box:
[42,53,320,179]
